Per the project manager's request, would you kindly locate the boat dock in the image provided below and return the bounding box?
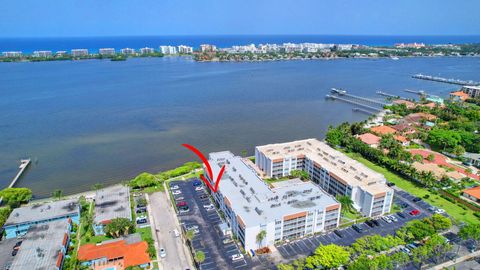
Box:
[405,89,427,96]
[353,108,376,115]
[331,88,389,106]
[326,94,382,111]
[376,91,404,99]
[8,159,31,188]
[412,74,480,86]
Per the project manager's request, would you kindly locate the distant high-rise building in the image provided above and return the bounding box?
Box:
[177,45,193,54]
[200,44,217,53]
[159,45,177,55]
[33,51,53,57]
[56,51,67,56]
[71,49,89,57]
[120,48,135,55]
[2,51,22,57]
[99,48,116,56]
[139,47,155,54]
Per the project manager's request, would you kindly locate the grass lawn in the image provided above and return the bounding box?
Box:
[137,226,153,240]
[81,234,111,245]
[344,152,480,225]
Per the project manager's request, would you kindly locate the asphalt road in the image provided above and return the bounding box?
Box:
[148,191,194,270]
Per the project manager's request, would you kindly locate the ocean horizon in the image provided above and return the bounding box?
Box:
[1,34,480,53]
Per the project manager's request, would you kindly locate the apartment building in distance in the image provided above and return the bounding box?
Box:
[33,50,53,57]
[99,48,116,56]
[200,44,217,52]
[121,48,135,54]
[177,45,193,54]
[204,151,340,252]
[2,51,22,57]
[159,45,177,55]
[139,47,155,54]
[255,139,393,217]
[461,85,480,99]
[71,49,89,57]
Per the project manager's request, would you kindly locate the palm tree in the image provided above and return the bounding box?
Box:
[194,250,206,264]
[336,195,354,214]
[52,189,63,200]
[256,230,267,248]
[186,229,195,243]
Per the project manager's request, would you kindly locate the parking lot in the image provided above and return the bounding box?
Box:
[132,192,150,228]
[276,193,431,260]
[170,179,260,270]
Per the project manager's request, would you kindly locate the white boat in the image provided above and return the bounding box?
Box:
[391,56,399,60]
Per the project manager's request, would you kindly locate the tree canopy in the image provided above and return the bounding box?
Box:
[0,187,32,207]
[305,244,350,269]
[104,218,135,238]
[129,173,158,189]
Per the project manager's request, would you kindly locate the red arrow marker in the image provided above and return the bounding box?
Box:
[182,144,225,193]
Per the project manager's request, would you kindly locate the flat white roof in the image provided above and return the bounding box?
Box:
[4,199,79,227]
[209,151,339,227]
[256,138,390,195]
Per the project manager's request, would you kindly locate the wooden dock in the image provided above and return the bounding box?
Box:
[8,159,31,188]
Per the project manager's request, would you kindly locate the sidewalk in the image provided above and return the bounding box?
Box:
[427,250,480,270]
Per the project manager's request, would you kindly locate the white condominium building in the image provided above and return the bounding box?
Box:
[461,85,480,99]
[204,151,340,252]
[71,49,89,57]
[177,45,193,54]
[121,48,135,54]
[2,51,22,57]
[99,48,116,55]
[139,47,155,54]
[33,51,52,57]
[255,139,393,217]
[200,44,217,52]
[159,45,177,55]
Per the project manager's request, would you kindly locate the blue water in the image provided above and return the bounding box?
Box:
[0,56,479,197]
[1,35,480,53]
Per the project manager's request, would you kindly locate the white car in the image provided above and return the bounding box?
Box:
[186,225,199,231]
[435,208,446,214]
[382,216,392,223]
[172,190,182,195]
[203,203,214,209]
[173,229,180,237]
[231,254,244,261]
[195,186,204,191]
[171,185,179,190]
[159,247,166,258]
[175,196,185,201]
[388,215,398,222]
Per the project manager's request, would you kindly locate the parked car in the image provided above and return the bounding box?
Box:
[171,185,179,190]
[365,220,375,228]
[195,186,204,191]
[372,219,380,226]
[199,194,208,199]
[400,246,412,255]
[399,202,409,208]
[173,229,180,237]
[179,208,190,213]
[231,254,244,261]
[434,208,445,214]
[412,197,422,202]
[397,212,406,219]
[388,215,398,222]
[11,249,18,256]
[193,180,202,186]
[137,218,147,224]
[407,243,417,250]
[176,201,187,207]
[175,196,185,201]
[223,238,234,244]
[352,224,364,233]
[428,206,437,212]
[186,225,199,231]
[382,216,393,223]
[136,208,147,214]
[386,182,395,187]
[409,209,420,216]
[159,248,167,258]
[333,230,344,238]
[172,190,182,195]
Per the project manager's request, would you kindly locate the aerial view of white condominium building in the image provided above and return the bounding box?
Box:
[255,138,394,217]
[204,151,341,252]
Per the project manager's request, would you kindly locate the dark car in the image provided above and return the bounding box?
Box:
[137,203,146,208]
[179,205,189,211]
[372,219,380,226]
[199,194,208,199]
[365,220,375,228]
[193,180,202,186]
[333,230,344,238]
[136,208,147,213]
[399,202,409,208]
[12,249,18,256]
[137,219,147,224]
[412,197,422,202]
[397,212,406,219]
[352,224,364,233]
[386,182,395,187]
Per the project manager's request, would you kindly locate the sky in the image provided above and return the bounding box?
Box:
[0,0,479,37]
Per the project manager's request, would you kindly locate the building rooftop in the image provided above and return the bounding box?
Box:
[0,238,18,270]
[255,139,390,195]
[463,186,480,200]
[405,112,437,123]
[208,151,339,227]
[370,125,397,135]
[94,185,131,224]
[464,152,480,160]
[78,234,150,267]
[9,219,70,270]
[393,99,416,109]
[450,91,470,100]
[4,199,79,227]
[357,133,381,145]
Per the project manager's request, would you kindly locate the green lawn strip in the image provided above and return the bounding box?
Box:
[344,152,479,225]
[137,226,157,260]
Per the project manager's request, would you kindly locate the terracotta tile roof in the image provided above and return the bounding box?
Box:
[464,186,480,200]
[421,102,437,109]
[450,91,470,101]
[405,112,437,123]
[78,239,150,268]
[370,125,397,135]
[394,135,408,143]
[393,99,416,109]
[357,133,381,145]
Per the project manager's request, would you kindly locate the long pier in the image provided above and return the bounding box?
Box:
[412,74,480,86]
[353,108,376,115]
[405,89,427,96]
[376,91,405,99]
[326,95,382,111]
[8,159,31,188]
[331,88,389,106]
